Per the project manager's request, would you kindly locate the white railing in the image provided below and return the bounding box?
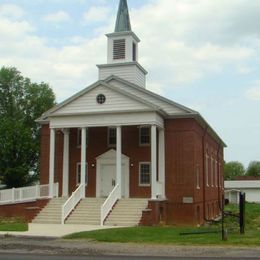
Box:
[0,183,59,205]
[61,184,85,225]
[100,184,120,226]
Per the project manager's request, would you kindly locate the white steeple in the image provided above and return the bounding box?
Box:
[97,0,147,88]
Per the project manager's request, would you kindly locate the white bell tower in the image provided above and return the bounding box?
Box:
[97,0,147,88]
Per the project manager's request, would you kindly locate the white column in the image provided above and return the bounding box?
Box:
[158,128,166,199]
[49,128,56,198]
[81,127,87,197]
[62,129,70,197]
[151,125,157,199]
[116,126,122,198]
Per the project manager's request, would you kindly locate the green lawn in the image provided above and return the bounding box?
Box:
[0,217,28,232]
[65,203,260,246]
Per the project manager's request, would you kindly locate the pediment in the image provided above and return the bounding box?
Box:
[96,149,129,160]
[51,82,154,116]
[105,76,196,115]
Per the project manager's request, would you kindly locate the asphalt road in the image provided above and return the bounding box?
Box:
[0,254,259,260]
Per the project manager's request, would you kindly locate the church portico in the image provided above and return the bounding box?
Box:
[46,120,165,201]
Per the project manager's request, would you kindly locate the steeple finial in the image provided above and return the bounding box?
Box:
[115,0,132,32]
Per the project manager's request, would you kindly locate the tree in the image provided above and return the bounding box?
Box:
[0,67,56,188]
[224,161,245,180]
[246,161,260,177]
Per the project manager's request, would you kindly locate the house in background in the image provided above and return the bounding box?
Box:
[0,0,226,226]
[225,177,260,204]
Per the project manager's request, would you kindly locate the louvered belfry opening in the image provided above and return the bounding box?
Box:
[113,39,126,60]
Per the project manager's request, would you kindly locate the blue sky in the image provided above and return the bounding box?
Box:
[0,0,259,168]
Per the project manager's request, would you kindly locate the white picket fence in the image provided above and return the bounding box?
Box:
[0,183,59,205]
[100,184,120,226]
[61,184,85,225]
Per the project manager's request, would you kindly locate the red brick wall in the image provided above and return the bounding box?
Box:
[39,125,50,185]
[140,200,205,226]
[164,119,224,225]
[0,199,49,222]
[55,130,64,197]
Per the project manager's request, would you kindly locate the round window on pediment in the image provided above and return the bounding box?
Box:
[96,94,106,104]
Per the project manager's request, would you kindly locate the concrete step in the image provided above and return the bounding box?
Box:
[65,198,104,225]
[71,210,100,216]
[32,197,66,224]
[104,199,148,227]
[107,214,141,219]
[105,221,138,227]
[32,219,61,224]
[66,221,100,225]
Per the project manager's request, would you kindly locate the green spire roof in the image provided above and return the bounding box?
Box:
[115,0,132,32]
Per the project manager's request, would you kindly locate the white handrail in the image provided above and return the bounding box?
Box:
[61,184,85,225]
[0,183,58,205]
[100,184,120,226]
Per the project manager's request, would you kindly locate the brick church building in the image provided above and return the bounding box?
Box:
[36,0,226,226]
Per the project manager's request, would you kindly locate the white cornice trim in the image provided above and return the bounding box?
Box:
[106,31,140,42]
[97,62,148,75]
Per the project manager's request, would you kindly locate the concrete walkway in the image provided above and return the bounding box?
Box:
[0,223,118,238]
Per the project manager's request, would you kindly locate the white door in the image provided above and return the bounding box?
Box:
[100,164,116,197]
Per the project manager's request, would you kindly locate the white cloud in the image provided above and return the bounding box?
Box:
[44,11,71,23]
[0,4,25,19]
[130,0,258,92]
[0,13,107,101]
[83,6,110,23]
[246,84,260,101]
[0,18,34,40]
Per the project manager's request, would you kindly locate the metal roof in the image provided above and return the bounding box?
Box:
[115,0,132,32]
[225,181,260,189]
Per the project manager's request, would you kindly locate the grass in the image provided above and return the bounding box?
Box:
[65,203,260,246]
[0,217,28,232]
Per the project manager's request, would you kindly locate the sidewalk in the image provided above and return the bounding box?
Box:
[0,223,117,238]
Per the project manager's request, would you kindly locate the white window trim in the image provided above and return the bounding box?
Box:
[139,162,151,187]
[76,162,88,186]
[107,127,117,147]
[139,126,151,147]
[196,165,200,189]
[205,152,209,187]
[215,159,218,187]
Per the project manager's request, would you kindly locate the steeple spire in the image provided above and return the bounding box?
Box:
[115,0,132,32]
[97,0,147,88]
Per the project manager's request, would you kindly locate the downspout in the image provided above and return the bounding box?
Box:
[202,125,208,221]
[217,143,223,213]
